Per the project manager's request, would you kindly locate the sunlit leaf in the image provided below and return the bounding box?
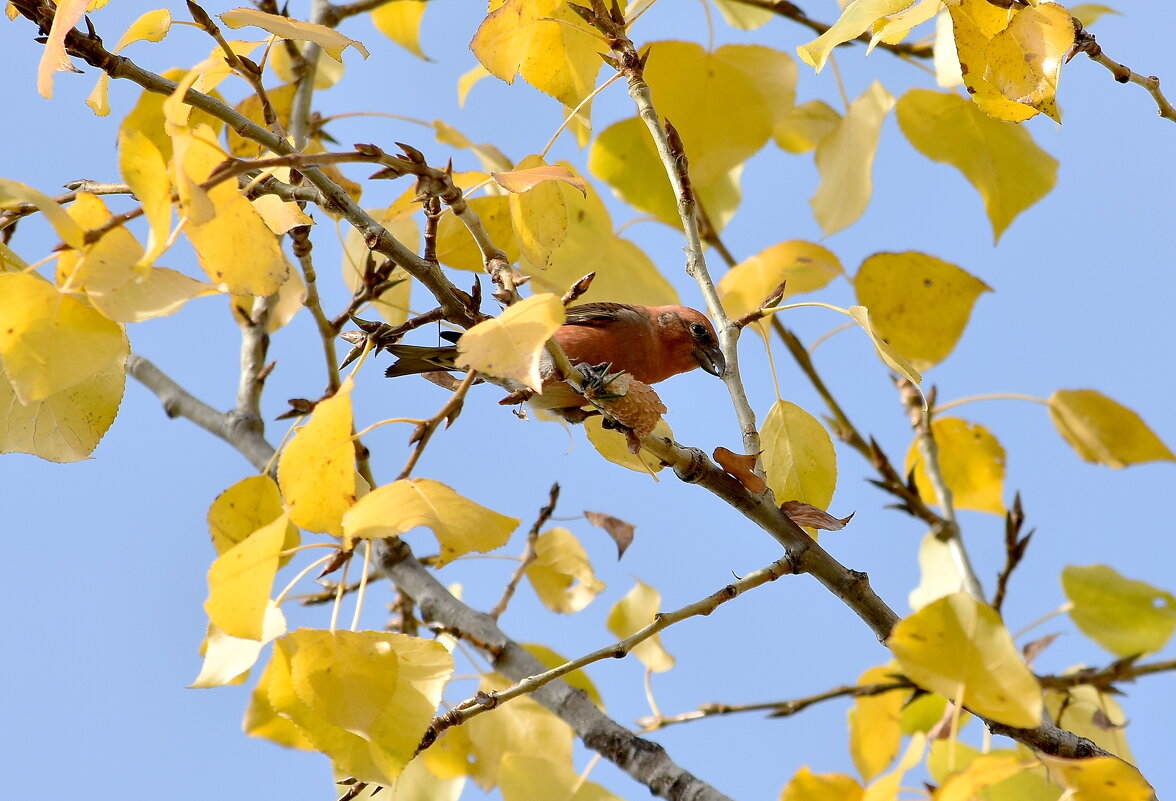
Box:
[219,8,369,60]
[905,418,1006,515]
[204,513,289,641]
[1040,756,1155,801]
[774,99,841,154]
[1047,389,1175,468]
[779,767,864,801]
[466,673,573,789]
[718,240,843,337]
[982,3,1074,122]
[500,753,623,801]
[118,128,173,266]
[606,580,674,672]
[909,531,971,611]
[1063,564,1176,656]
[812,82,894,235]
[0,178,85,248]
[207,474,300,567]
[342,478,520,566]
[1070,4,1120,27]
[888,593,1042,728]
[870,0,940,50]
[371,0,429,59]
[848,665,905,782]
[190,602,286,688]
[1045,683,1133,762]
[761,400,837,516]
[934,752,1032,801]
[455,293,565,391]
[270,43,344,89]
[948,0,1037,122]
[36,0,86,99]
[583,416,672,475]
[797,0,916,71]
[845,305,923,390]
[525,527,606,614]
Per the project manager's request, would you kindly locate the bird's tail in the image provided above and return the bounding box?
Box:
[383,344,460,378]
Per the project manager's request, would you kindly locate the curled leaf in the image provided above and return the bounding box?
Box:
[780,501,853,531]
[584,510,636,559]
[714,446,767,494]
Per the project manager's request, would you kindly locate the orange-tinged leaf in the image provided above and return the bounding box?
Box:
[470,0,605,108]
[277,378,358,536]
[0,273,127,404]
[219,8,369,60]
[888,592,1042,728]
[342,478,519,566]
[905,417,1006,515]
[525,527,605,614]
[370,0,429,59]
[854,252,990,371]
[499,753,622,801]
[606,580,674,672]
[493,163,588,195]
[761,400,837,514]
[1045,684,1133,762]
[1040,756,1155,801]
[982,3,1074,123]
[718,240,843,337]
[0,178,85,248]
[208,474,300,566]
[897,89,1056,241]
[714,446,766,494]
[36,0,86,98]
[456,293,565,391]
[1063,564,1176,656]
[848,665,905,782]
[466,673,573,789]
[948,0,1038,122]
[1048,389,1174,468]
[584,416,672,476]
[812,81,894,235]
[781,501,853,531]
[190,602,286,688]
[204,513,289,640]
[779,767,864,801]
[774,99,840,154]
[0,335,125,463]
[797,0,915,71]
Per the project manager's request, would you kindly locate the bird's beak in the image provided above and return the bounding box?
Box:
[695,343,726,378]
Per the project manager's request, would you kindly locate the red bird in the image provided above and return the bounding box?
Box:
[385,302,725,414]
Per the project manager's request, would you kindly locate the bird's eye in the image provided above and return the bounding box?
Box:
[690,322,707,337]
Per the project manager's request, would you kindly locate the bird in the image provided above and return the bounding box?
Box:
[384,302,725,418]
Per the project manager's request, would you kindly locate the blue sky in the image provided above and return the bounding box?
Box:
[2,2,1174,799]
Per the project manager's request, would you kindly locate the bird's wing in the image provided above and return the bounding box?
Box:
[562,302,640,328]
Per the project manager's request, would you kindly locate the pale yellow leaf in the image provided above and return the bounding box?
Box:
[434,195,518,272]
[525,527,606,614]
[277,377,358,536]
[0,178,85,248]
[854,251,990,370]
[861,733,926,801]
[505,156,571,271]
[933,11,963,87]
[1070,4,1120,27]
[466,673,573,789]
[270,44,343,89]
[909,531,970,611]
[761,400,837,514]
[500,753,622,801]
[905,417,1006,515]
[457,64,490,107]
[779,767,864,801]
[89,267,216,323]
[118,128,173,266]
[243,654,316,751]
[1040,756,1155,801]
[849,665,905,782]
[113,8,172,52]
[219,8,369,60]
[713,0,774,30]
[606,580,674,672]
[455,293,565,391]
[1045,684,1133,762]
[718,240,843,337]
[888,593,1042,728]
[521,643,604,709]
[774,99,841,154]
[798,0,916,71]
[252,193,315,235]
[37,0,86,98]
[1048,389,1174,468]
[584,416,672,475]
[382,754,465,801]
[846,305,923,390]
[934,752,1031,801]
[1063,564,1176,656]
[204,513,289,640]
[190,602,286,688]
[870,0,942,50]
[812,82,894,235]
[371,0,429,59]
[342,478,519,566]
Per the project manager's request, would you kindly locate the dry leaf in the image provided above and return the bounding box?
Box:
[780,500,854,531]
[584,510,636,559]
[1021,632,1061,667]
[713,447,767,494]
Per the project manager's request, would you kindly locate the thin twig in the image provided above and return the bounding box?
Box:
[723,0,934,58]
[992,493,1032,614]
[397,370,477,480]
[1073,24,1176,123]
[489,483,561,619]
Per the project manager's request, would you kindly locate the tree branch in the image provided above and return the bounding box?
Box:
[1073,23,1176,123]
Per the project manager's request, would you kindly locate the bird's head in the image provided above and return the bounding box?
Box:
[655,306,726,379]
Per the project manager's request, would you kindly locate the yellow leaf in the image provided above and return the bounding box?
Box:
[588,116,743,232]
[718,240,843,336]
[270,44,343,89]
[119,128,173,266]
[419,720,474,780]
[178,126,292,295]
[888,592,1042,728]
[1070,4,1120,27]
[225,83,298,158]
[905,417,1006,515]
[711,44,798,128]
[1047,389,1174,468]
[0,336,125,463]
[854,252,990,371]
[382,754,465,801]
[204,513,289,640]
[848,665,905,782]
[244,652,316,752]
[219,8,369,60]
[190,602,286,688]
[341,211,414,326]
[1045,684,1133,762]
[1040,756,1155,801]
[457,64,490,107]
[797,0,916,71]
[642,42,774,185]
[934,752,1031,801]
[584,416,672,475]
[870,0,941,50]
[0,178,85,249]
[774,99,841,154]
[36,0,86,99]
[520,643,604,709]
[371,0,429,59]
[982,3,1074,123]
[0,273,126,404]
[861,733,926,801]
[606,580,674,672]
[277,377,358,536]
[525,528,605,614]
[466,673,573,789]
[470,0,605,108]
[933,745,1063,801]
[433,123,513,173]
[899,692,950,735]
[494,162,588,196]
[1062,564,1176,656]
[761,399,837,513]
[909,531,972,611]
[112,8,172,52]
[505,156,571,271]
[207,474,300,568]
[54,192,144,293]
[846,305,923,389]
[897,90,1056,241]
[948,0,1037,122]
[121,71,226,161]
[500,754,622,801]
[779,767,864,801]
[455,293,565,391]
[434,194,519,272]
[812,82,894,235]
[713,0,774,30]
[342,478,520,566]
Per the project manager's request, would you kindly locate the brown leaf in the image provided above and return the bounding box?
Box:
[713,447,766,494]
[585,510,635,559]
[1091,707,1127,731]
[1021,632,1061,667]
[316,547,353,579]
[780,500,854,531]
